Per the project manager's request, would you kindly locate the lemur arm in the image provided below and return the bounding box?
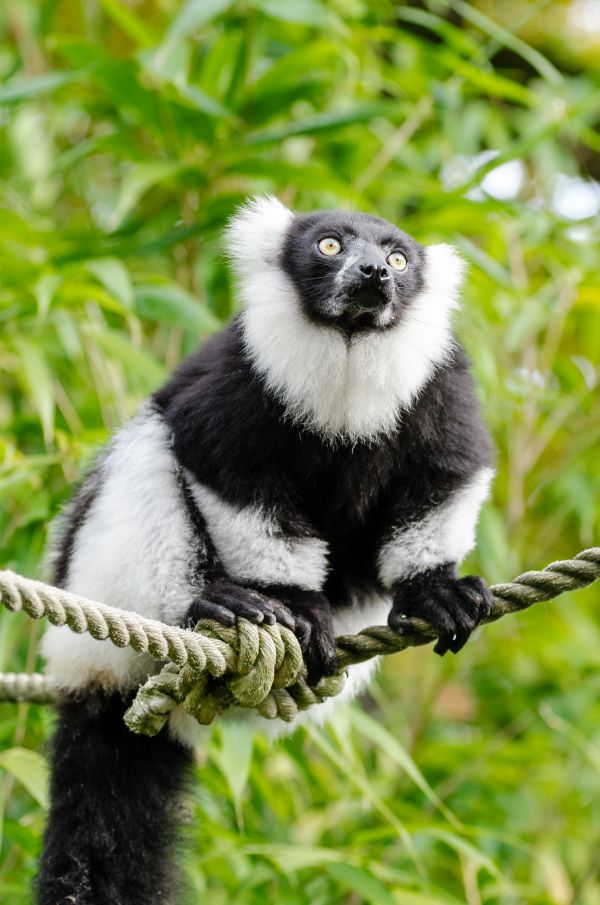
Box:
[377,465,495,655]
[179,473,337,681]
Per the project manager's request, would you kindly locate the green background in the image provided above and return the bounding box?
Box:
[1,1,599,902]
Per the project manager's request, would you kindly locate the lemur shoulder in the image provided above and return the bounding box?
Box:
[38,196,494,905]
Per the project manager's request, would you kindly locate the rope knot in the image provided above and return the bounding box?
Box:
[123,617,346,734]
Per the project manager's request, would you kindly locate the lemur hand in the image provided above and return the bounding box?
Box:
[183,580,297,632]
[388,566,493,656]
[184,582,337,684]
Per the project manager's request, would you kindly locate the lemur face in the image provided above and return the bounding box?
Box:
[280,211,426,333]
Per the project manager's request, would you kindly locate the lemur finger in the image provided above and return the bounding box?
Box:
[433,588,473,653]
[388,597,456,647]
[389,596,458,656]
[292,613,313,648]
[458,576,493,619]
[202,590,267,624]
[303,631,338,684]
[223,589,298,631]
[265,600,297,632]
[206,582,277,625]
[428,608,460,656]
[184,598,236,629]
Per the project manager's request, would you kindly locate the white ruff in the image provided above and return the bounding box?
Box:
[229,196,464,442]
[377,467,495,587]
[42,405,201,691]
[186,475,329,591]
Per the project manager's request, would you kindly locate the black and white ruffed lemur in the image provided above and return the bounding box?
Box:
[38,197,494,905]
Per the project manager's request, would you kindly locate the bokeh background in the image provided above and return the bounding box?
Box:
[1,1,599,902]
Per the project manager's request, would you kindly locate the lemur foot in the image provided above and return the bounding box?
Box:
[184,580,296,632]
[388,569,493,656]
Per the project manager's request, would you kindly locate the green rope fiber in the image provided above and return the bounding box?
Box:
[0,547,598,735]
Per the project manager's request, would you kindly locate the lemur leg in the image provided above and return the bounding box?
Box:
[37,689,193,905]
[388,564,493,656]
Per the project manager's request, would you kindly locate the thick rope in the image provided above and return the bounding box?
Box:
[0,548,598,735]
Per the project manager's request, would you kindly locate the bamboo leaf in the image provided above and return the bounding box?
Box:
[11,338,56,444]
[133,284,221,333]
[0,748,49,808]
[86,258,134,308]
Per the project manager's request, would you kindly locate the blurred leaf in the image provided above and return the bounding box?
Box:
[107,161,183,231]
[350,710,460,827]
[440,0,563,87]
[250,0,338,28]
[86,259,134,308]
[162,80,230,118]
[11,338,56,444]
[99,0,158,47]
[0,747,49,808]
[89,328,167,388]
[0,71,78,105]
[34,274,62,320]
[212,724,254,812]
[161,0,236,47]
[326,863,396,905]
[421,828,501,879]
[133,283,221,332]
[244,843,351,870]
[247,103,390,144]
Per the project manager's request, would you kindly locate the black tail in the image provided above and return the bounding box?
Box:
[37,689,193,905]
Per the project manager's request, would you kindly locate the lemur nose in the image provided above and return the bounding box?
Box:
[358,262,391,284]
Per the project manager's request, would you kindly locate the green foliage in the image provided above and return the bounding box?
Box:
[1,1,599,902]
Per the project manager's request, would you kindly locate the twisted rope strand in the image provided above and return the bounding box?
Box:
[0,548,598,734]
[0,671,57,704]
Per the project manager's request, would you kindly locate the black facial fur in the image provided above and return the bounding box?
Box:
[280,210,425,334]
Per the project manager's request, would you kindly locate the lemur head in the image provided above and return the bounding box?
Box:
[226,196,465,441]
[280,209,425,333]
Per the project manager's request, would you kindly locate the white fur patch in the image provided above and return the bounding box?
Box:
[226,195,295,277]
[186,476,329,591]
[231,196,464,441]
[42,406,202,691]
[377,467,494,587]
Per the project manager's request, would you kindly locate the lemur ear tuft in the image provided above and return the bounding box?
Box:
[225,195,295,275]
[423,243,466,309]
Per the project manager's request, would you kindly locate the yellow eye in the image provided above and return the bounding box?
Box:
[318,237,342,256]
[387,251,407,271]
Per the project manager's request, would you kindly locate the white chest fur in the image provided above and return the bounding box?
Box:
[185,475,329,591]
